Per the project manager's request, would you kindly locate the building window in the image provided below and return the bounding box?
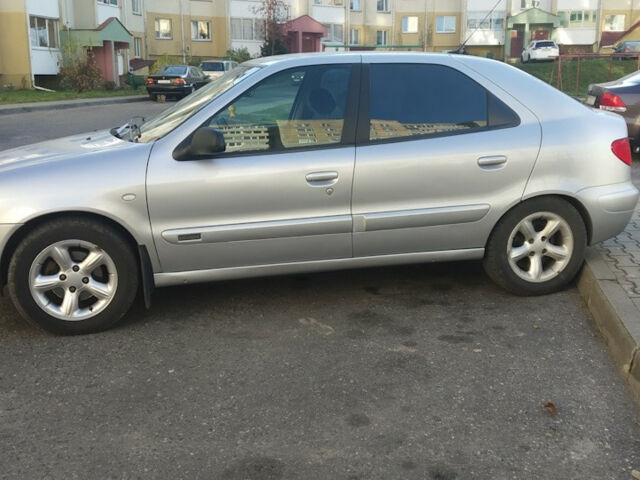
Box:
[377,0,389,12]
[350,0,361,10]
[350,28,359,44]
[230,18,266,40]
[323,23,344,42]
[191,20,211,41]
[134,37,142,57]
[466,11,505,30]
[132,0,141,14]
[561,10,595,25]
[604,14,625,31]
[402,16,418,33]
[436,16,456,33]
[376,30,388,45]
[155,18,172,39]
[97,0,118,5]
[29,16,59,48]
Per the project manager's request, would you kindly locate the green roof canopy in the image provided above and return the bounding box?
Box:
[61,17,132,48]
[507,8,561,28]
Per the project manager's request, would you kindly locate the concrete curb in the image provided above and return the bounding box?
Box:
[578,247,640,405]
[0,94,149,115]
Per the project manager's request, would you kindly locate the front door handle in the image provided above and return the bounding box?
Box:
[306,171,339,184]
[477,155,507,169]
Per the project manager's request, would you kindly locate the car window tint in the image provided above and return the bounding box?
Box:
[369,64,488,141]
[208,65,351,153]
[536,41,555,47]
[202,62,225,71]
[164,66,187,75]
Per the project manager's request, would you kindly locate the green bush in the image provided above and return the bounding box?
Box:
[59,48,103,92]
[225,47,252,63]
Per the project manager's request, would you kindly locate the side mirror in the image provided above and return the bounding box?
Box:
[173,127,226,161]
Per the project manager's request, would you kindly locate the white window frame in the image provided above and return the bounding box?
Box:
[466,11,505,30]
[230,18,266,41]
[191,20,211,41]
[377,0,389,13]
[376,30,388,45]
[155,18,172,39]
[134,37,142,57]
[436,16,456,33]
[350,28,359,44]
[603,14,625,32]
[323,23,344,42]
[97,0,118,5]
[132,0,141,15]
[29,16,59,49]
[350,0,361,11]
[402,16,418,33]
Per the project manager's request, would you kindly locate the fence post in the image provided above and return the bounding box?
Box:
[549,57,556,85]
[558,55,563,91]
[608,55,613,80]
[575,56,581,97]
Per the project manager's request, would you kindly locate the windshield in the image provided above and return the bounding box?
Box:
[536,41,555,48]
[137,65,261,143]
[201,62,224,71]
[162,66,187,75]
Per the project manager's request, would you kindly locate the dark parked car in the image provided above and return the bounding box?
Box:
[145,65,210,99]
[612,41,640,58]
[586,70,640,152]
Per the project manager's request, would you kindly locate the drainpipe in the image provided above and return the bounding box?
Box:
[596,0,603,51]
[180,0,186,62]
[423,0,429,50]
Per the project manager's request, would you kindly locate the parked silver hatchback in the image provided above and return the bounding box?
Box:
[0,53,638,334]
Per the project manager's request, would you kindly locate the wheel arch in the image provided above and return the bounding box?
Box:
[488,193,593,247]
[1,211,155,304]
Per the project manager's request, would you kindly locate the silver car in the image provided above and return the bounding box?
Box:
[0,53,638,334]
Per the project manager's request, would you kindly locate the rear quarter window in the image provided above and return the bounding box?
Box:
[367,63,518,142]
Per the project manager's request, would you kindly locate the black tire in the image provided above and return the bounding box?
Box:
[483,197,587,296]
[7,218,139,335]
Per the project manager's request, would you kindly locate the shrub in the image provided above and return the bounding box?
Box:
[59,48,103,92]
[103,80,116,91]
[225,47,252,63]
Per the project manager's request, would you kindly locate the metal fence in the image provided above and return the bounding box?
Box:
[546,53,640,97]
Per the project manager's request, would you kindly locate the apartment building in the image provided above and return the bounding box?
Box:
[4,0,640,90]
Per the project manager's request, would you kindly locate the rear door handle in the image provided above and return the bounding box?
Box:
[477,155,507,168]
[305,171,339,184]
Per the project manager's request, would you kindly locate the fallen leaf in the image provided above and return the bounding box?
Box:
[543,402,558,416]
[472,349,482,353]
[631,469,640,479]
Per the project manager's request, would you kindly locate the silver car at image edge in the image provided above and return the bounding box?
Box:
[0,52,637,334]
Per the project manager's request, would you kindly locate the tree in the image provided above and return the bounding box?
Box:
[253,0,289,57]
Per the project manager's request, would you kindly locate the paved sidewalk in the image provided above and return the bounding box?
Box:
[578,163,640,404]
[0,94,148,115]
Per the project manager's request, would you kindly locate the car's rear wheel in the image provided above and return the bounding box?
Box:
[483,197,587,296]
[7,218,139,334]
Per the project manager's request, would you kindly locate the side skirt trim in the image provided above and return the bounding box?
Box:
[154,248,485,287]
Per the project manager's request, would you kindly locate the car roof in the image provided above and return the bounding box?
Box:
[244,51,462,69]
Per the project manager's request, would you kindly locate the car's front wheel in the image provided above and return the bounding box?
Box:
[483,197,587,296]
[8,218,139,334]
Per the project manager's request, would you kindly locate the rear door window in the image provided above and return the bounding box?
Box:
[368,64,485,142]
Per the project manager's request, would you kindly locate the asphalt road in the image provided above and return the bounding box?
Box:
[0,102,639,479]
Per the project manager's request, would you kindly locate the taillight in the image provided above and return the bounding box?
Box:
[611,138,632,165]
[599,92,627,112]
[172,78,186,85]
[145,77,154,84]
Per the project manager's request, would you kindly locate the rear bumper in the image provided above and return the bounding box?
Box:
[146,85,191,96]
[576,182,639,244]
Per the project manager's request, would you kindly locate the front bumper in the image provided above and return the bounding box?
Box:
[576,182,639,244]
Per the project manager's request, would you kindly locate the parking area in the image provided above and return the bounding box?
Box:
[0,102,639,479]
